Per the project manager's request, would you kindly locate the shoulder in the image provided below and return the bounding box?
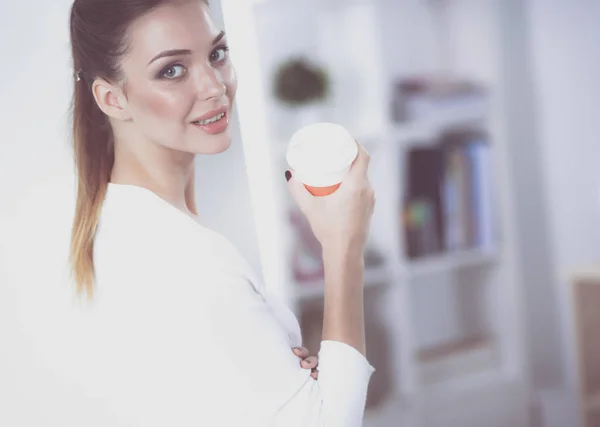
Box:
[93,184,264,297]
[93,186,216,295]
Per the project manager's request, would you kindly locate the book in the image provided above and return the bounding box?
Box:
[469,140,495,249]
[403,146,444,258]
[402,128,495,259]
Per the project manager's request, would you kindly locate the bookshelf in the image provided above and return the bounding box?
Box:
[220,0,529,425]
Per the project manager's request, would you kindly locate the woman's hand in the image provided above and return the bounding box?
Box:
[286,142,375,257]
[293,346,319,380]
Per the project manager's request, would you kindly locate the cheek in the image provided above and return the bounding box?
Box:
[131,85,190,122]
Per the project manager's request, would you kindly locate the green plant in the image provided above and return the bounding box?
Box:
[272,57,330,106]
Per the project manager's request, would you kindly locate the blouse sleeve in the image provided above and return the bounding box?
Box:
[201,270,376,427]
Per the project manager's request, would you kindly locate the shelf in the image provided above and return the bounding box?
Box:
[417,336,501,393]
[391,101,489,146]
[407,248,497,278]
[294,264,391,302]
[569,264,600,283]
[418,336,493,362]
[230,1,525,421]
[364,397,412,427]
[424,367,507,396]
[271,102,488,161]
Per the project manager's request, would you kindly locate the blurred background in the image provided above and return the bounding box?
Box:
[1,0,600,426]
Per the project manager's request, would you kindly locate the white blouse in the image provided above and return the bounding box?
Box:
[75,183,375,426]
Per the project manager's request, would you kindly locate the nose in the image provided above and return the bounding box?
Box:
[193,63,226,101]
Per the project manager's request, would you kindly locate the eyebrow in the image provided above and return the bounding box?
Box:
[147,31,227,66]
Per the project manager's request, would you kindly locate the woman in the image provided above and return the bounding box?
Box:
[69,0,376,425]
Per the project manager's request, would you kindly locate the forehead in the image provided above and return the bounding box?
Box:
[125,1,219,62]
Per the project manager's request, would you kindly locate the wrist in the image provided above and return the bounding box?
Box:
[322,244,365,269]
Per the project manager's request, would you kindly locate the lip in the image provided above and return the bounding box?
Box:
[192,106,228,123]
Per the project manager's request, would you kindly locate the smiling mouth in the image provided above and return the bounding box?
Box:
[192,112,226,125]
[191,110,229,135]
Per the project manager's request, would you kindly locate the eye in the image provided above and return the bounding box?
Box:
[159,64,187,79]
[210,45,230,64]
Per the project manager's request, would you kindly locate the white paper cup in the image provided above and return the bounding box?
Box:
[286,123,358,196]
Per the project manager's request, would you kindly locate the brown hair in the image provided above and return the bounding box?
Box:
[68,0,206,296]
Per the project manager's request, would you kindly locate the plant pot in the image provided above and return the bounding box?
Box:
[275,103,329,141]
[295,103,327,128]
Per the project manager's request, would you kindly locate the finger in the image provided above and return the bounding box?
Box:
[301,356,318,369]
[286,171,313,210]
[345,142,371,181]
[292,346,310,359]
[311,369,319,380]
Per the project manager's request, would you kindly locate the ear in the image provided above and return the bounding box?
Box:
[92,78,132,121]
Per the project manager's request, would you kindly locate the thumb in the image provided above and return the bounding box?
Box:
[286,170,313,211]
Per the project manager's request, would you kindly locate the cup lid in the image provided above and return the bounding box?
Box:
[286,123,358,174]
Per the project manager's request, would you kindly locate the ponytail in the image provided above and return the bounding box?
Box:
[68,0,209,296]
[69,71,114,297]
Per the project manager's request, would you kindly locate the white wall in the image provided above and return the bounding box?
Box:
[527,0,600,388]
[496,0,566,391]
[0,4,84,424]
[194,1,263,278]
[528,0,600,272]
[525,0,600,418]
[496,0,600,424]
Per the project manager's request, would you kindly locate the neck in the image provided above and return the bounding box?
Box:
[110,133,198,218]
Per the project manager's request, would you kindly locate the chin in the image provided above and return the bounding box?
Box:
[192,133,232,155]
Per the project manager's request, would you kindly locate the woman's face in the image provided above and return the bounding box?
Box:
[119,1,236,155]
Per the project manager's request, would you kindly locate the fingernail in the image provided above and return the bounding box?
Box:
[285,170,292,182]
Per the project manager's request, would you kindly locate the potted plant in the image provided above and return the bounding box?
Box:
[272,57,330,130]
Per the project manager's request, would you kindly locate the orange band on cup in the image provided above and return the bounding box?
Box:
[304,183,341,197]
